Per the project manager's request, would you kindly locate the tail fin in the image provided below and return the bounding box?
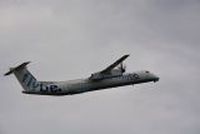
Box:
[4,61,40,91]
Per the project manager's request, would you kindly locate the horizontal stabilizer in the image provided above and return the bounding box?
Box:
[4,61,31,76]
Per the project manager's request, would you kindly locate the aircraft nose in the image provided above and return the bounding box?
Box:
[154,76,160,82]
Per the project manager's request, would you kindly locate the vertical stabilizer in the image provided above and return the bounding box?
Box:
[4,62,40,91]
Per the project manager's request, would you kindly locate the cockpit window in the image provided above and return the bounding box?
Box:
[145,71,150,73]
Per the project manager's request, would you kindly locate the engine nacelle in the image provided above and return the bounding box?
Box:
[89,69,123,81]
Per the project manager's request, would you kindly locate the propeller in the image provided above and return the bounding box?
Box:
[118,63,126,73]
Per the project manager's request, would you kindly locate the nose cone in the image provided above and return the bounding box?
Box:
[154,76,160,82]
[141,70,160,83]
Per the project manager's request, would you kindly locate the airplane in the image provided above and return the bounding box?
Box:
[4,55,159,96]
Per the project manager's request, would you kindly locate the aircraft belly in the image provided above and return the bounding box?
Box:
[92,79,132,90]
[59,78,132,95]
[75,79,133,94]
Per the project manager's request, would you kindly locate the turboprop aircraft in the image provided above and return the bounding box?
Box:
[4,55,159,95]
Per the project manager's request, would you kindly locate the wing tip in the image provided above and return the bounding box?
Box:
[125,54,130,56]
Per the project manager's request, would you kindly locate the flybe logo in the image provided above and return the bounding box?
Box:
[22,73,62,93]
[22,73,39,90]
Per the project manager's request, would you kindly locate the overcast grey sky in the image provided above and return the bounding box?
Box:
[0,0,200,134]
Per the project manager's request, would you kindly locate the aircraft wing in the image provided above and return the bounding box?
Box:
[100,54,129,74]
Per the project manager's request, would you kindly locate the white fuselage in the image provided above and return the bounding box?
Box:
[22,71,159,95]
